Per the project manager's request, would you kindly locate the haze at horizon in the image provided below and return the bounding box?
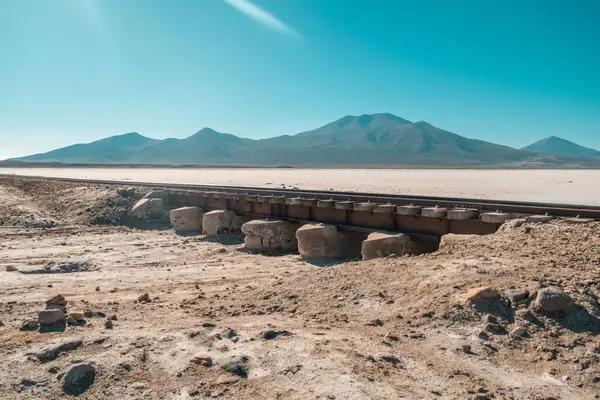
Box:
[1,0,599,159]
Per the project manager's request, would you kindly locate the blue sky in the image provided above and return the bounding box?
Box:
[1,0,599,159]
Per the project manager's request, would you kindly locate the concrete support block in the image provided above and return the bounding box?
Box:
[335,201,354,210]
[302,198,318,206]
[447,208,478,220]
[481,212,511,223]
[286,198,304,205]
[203,210,235,235]
[170,206,204,232]
[296,224,343,259]
[130,198,165,221]
[396,205,422,216]
[241,219,299,252]
[353,202,376,211]
[374,204,396,213]
[317,199,336,208]
[361,231,411,260]
[525,215,553,223]
[421,207,448,218]
[269,196,286,204]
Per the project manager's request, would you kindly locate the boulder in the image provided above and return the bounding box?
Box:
[143,190,168,203]
[117,187,136,198]
[462,286,500,302]
[295,224,342,259]
[6,265,18,272]
[535,287,573,312]
[203,210,235,235]
[361,231,411,260]
[61,363,96,395]
[38,309,65,325]
[170,206,204,232]
[69,310,86,322]
[504,288,529,303]
[130,198,165,221]
[46,294,67,306]
[241,219,299,252]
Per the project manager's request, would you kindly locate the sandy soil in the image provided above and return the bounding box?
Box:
[2,167,599,206]
[1,176,599,399]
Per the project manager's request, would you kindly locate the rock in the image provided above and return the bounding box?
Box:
[130,198,165,221]
[46,294,67,306]
[20,320,39,331]
[95,287,100,292]
[48,366,59,374]
[483,323,508,335]
[69,310,85,322]
[510,326,527,337]
[220,355,250,378]
[505,288,529,303]
[6,265,18,272]
[203,210,236,235]
[38,309,65,325]
[132,382,148,390]
[535,287,574,312]
[461,344,472,353]
[170,206,204,233]
[36,340,83,362]
[482,314,497,324]
[137,293,151,303]
[105,319,114,329]
[462,287,500,302]
[361,231,411,260]
[60,363,96,395]
[262,330,293,340]
[241,219,299,252]
[216,374,240,385]
[46,303,67,313]
[67,316,77,325]
[365,319,384,327]
[110,314,118,321]
[191,355,213,367]
[117,187,136,198]
[222,328,237,339]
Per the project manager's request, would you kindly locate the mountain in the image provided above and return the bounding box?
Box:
[521,136,600,160]
[8,114,600,167]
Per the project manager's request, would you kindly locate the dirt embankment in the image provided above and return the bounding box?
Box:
[0,176,599,400]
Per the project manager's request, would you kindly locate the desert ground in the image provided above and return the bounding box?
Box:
[1,167,599,205]
[1,175,599,400]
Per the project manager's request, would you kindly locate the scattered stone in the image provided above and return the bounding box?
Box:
[69,310,85,322]
[35,340,83,362]
[132,382,147,390]
[222,328,237,339]
[48,366,60,374]
[38,309,65,325]
[462,287,500,302]
[6,265,18,272]
[365,319,384,327]
[67,316,77,325]
[262,330,293,340]
[104,319,114,329]
[137,293,151,303]
[60,363,96,395]
[20,320,39,331]
[220,355,250,378]
[461,344,472,353]
[505,288,529,303]
[484,323,508,335]
[117,187,136,198]
[110,314,118,321]
[535,287,574,312]
[21,379,38,387]
[482,314,497,324]
[95,287,100,292]
[379,355,403,365]
[510,326,528,337]
[46,294,67,306]
[202,322,216,328]
[216,374,240,385]
[191,355,213,367]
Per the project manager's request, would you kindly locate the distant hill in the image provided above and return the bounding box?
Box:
[521,136,600,160]
[8,114,600,167]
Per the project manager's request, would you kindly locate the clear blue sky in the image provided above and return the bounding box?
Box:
[1,0,599,159]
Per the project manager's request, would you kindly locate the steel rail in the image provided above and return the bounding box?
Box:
[2,174,600,219]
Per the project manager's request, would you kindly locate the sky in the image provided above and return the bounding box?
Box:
[1,0,599,159]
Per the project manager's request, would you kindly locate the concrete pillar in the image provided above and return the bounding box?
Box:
[241,219,299,252]
[481,212,511,223]
[296,224,343,259]
[447,208,478,220]
[361,232,411,260]
[397,205,422,216]
[203,210,235,235]
[421,207,448,218]
[170,206,203,233]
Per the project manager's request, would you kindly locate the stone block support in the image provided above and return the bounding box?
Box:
[203,210,235,235]
[170,206,203,232]
[361,231,411,260]
[241,219,299,252]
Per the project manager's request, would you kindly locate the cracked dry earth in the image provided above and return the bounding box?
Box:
[1,177,600,400]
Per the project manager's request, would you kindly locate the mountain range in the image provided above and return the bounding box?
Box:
[6,113,600,167]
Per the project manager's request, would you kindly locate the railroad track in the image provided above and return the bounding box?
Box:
[5,174,599,220]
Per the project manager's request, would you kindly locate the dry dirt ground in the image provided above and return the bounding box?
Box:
[0,176,599,400]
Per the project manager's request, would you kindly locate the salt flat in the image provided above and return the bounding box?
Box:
[1,167,599,205]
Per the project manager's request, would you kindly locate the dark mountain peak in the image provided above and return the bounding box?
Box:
[194,127,219,135]
[521,136,600,160]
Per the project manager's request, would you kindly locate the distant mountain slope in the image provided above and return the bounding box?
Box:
[10,114,600,167]
[521,136,600,160]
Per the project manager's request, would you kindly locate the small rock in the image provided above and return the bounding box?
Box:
[482,314,497,324]
[222,328,237,339]
[104,319,114,329]
[535,287,574,312]
[46,294,67,306]
[110,315,118,321]
[216,374,240,385]
[48,366,60,374]
[36,340,83,362]
[38,309,65,325]
[69,310,85,322]
[505,288,529,303]
[202,322,216,328]
[67,316,77,325]
[6,265,18,272]
[191,355,213,367]
[137,293,151,303]
[262,330,293,340]
[365,319,384,327]
[484,323,508,335]
[510,326,528,337]
[463,287,499,302]
[95,287,100,292]
[20,320,39,331]
[61,363,96,395]
[132,382,147,390]
[220,355,250,378]
[461,344,472,353]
